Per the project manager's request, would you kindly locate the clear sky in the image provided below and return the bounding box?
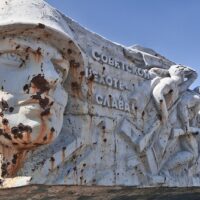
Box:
[47,0,200,88]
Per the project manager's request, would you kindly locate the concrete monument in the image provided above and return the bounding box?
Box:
[0,0,200,187]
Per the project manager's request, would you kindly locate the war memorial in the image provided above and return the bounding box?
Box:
[0,0,200,199]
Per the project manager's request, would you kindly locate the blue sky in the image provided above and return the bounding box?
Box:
[47,0,200,88]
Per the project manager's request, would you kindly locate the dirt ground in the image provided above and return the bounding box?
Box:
[0,185,200,200]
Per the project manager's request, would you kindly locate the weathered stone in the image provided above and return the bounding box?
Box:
[0,0,199,188]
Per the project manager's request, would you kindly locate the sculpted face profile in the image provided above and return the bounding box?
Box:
[0,0,83,177]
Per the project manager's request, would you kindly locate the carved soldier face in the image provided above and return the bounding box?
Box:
[0,36,69,150]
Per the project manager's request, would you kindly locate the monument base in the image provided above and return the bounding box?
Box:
[1,185,200,200]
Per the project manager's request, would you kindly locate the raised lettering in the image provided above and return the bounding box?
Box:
[96,94,103,105]
[92,49,100,61]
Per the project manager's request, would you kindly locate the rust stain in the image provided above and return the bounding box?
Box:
[62,147,66,164]
[50,157,55,171]
[33,47,43,63]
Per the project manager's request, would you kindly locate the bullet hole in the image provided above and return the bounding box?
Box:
[18,123,25,132]
[142,111,145,117]
[68,40,73,44]
[62,147,66,151]
[50,157,55,162]
[19,59,25,68]
[51,127,55,132]
[37,23,45,29]
[102,126,106,130]
[24,125,32,133]
[88,74,94,81]
[31,74,50,93]
[12,159,16,165]
[73,167,77,171]
[31,92,41,100]
[1,86,3,91]
[49,101,54,106]
[72,155,76,161]
[80,176,83,180]
[81,169,84,173]
[92,179,96,183]
[193,132,199,135]
[15,45,20,50]
[3,133,11,140]
[18,133,23,139]
[9,107,14,113]
[39,97,49,109]
[26,47,30,53]
[23,84,30,93]
[80,71,85,76]
[41,63,43,72]
[158,114,162,121]
[40,108,50,117]
[67,49,72,54]
[12,154,18,165]
[0,112,3,117]
[43,135,47,141]
[70,60,80,68]
[100,157,103,160]
[57,166,60,169]
[160,99,163,103]
[2,118,8,125]
[1,163,8,177]
[83,163,86,167]
[134,106,138,110]
[11,127,18,135]
[1,99,9,111]
[169,89,173,93]
[103,138,107,143]
[71,82,80,90]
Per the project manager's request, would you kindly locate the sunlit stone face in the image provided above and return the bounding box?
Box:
[0,36,69,150]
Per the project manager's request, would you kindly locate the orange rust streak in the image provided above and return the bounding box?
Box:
[46,132,54,144]
[21,132,32,144]
[8,151,28,177]
[33,118,47,144]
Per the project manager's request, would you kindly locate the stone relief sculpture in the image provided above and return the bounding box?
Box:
[0,0,200,188]
[152,65,197,123]
[0,0,83,178]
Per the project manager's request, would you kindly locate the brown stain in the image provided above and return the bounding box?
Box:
[50,157,55,171]
[8,151,27,177]
[30,74,50,93]
[69,60,83,99]
[62,147,66,164]
[87,77,93,103]
[33,118,47,145]
[47,131,54,144]
[33,47,43,63]
[24,132,31,144]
